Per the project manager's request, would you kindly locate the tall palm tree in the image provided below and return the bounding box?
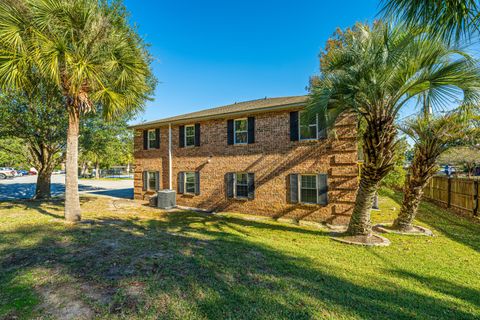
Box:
[0,0,154,221]
[308,22,480,238]
[393,111,478,231]
[380,0,480,43]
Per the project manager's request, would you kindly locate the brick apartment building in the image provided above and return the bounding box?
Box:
[131,96,358,224]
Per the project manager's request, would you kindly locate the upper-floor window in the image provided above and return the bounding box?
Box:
[234,118,248,144]
[179,124,200,148]
[148,129,157,149]
[290,111,326,142]
[299,111,318,141]
[185,125,195,147]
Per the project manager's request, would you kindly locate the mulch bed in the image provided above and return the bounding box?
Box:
[330,233,391,246]
[373,224,434,236]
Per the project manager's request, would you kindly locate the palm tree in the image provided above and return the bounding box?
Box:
[308,22,480,238]
[380,0,480,43]
[393,111,478,231]
[0,0,154,221]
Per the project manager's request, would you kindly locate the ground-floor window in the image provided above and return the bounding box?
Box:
[185,172,196,194]
[226,172,255,200]
[143,171,158,191]
[178,171,200,195]
[300,174,317,203]
[290,173,328,205]
[235,173,249,198]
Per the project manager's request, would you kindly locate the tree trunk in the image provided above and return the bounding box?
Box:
[346,114,398,236]
[346,176,378,235]
[393,145,437,231]
[80,162,87,178]
[393,176,425,231]
[34,167,53,199]
[65,105,81,222]
[95,162,100,179]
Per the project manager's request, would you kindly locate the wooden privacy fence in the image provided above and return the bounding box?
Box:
[423,176,479,216]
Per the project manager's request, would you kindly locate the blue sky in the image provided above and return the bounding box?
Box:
[124,0,381,123]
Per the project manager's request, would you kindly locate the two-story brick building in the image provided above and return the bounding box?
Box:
[131,96,358,224]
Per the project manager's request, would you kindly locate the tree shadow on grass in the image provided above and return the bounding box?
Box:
[1,205,479,319]
[378,188,480,253]
[387,269,480,309]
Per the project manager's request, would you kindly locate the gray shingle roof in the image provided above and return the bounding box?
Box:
[130,95,308,128]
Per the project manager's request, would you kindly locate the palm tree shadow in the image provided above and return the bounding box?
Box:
[1,206,479,319]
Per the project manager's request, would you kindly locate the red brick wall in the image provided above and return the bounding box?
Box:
[134,109,358,224]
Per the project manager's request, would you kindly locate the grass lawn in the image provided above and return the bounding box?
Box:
[0,189,479,319]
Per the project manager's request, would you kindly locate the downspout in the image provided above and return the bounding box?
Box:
[168,123,172,190]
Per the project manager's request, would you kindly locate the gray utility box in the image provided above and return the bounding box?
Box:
[157,189,176,209]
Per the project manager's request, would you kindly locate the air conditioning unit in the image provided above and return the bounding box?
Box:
[157,189,176,209]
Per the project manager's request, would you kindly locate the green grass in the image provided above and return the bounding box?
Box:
[0,190,479,319]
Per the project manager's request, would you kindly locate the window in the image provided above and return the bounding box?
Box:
[299,111,318,140]
[300,175,317,204]
[185,125,195,147]
[148,129,157,149]
[148,171,157,191]
[235,173,249,198]
[234,118,248,144]
[185,172,196,194]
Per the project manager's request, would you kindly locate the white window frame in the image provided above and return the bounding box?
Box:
[147,171,157,191]
[234,118,248,145]
[184,125,195,147]
[234,172,249,199]
[299,174,318,204]
[299,111,318,141]
[148,129,157,149]
[184,171,196,194]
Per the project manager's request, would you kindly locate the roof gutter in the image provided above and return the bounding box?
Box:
[128,102,307,130]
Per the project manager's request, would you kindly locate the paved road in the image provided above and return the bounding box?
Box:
[0,174,133,201]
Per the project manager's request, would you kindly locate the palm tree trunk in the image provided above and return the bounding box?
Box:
[346,174,378,235]
[393,149,436,231]
[65,105,81,222]
[393,177,424,231]
[346,114,398,236]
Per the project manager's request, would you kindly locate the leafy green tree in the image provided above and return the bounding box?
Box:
[380,0,480,43]
[0,92,67,198]
[381,138,408,190]
[439,146,480,176]
[308,22,480,238]
[0,0,154,221]
[79,113,134,178]
[0,138,29,168]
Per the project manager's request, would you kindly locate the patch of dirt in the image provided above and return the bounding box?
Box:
[37,284,95,320]
[36,279,116,319]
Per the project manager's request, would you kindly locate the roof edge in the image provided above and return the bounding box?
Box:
[129,100,308,129]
